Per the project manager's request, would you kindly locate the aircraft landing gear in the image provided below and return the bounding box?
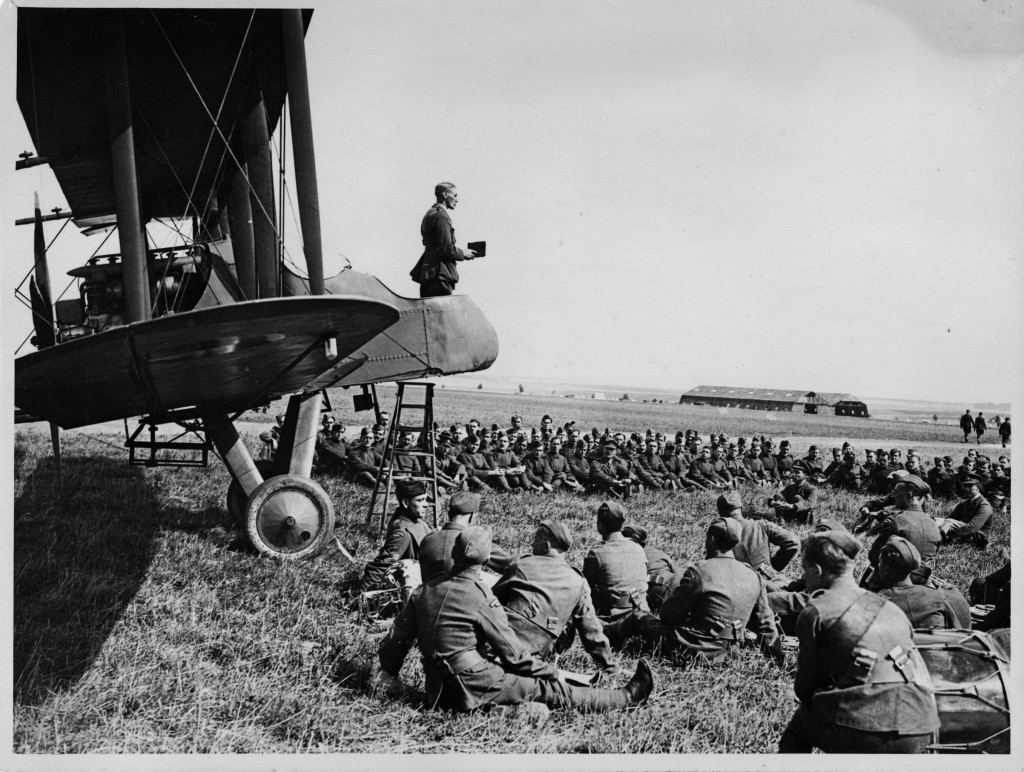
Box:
[244,474,335,560]
[207,390,334,560]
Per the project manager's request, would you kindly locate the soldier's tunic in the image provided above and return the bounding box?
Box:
[522,454,554,487]
[636,452,671,489]
[743,453,767,482]
[877,583,971,630]
[640,555,780,663]
[419,522,513,581]
[759,452,780,482]
[456,449,492,490]
[731,518,799,591]
[346,445,383,481]
[779,579,940,753]
[775,453,794,478]
[946,493,994,542]
[588,456,633,494]
[774,480,818,524]
[827,462,865,491]
[486,449,531,490]
[687,458,724,487]
[866,504,941,583]
[492,553,615,670]
[544,452,578,489]
[316,436,348,475]
[583,532,650,618]
[643,544,679,611]
[362,510,433,589]
[567,451,592,486]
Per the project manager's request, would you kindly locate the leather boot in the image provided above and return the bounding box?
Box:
[602,611,641,647]
[623,658,653,705]
[563,659,654,712]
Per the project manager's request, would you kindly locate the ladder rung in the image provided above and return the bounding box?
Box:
[397,424,428,433]
[396,450,435,458]
[401,403,427,410]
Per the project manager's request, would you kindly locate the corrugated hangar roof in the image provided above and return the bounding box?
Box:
[682,386,855,406]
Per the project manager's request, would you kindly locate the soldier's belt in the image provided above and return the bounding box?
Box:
[431,648,487,677]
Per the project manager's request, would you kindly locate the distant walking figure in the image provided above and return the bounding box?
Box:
[974,413,987,445]
[998,417,1011,448]
[959,410,974,443]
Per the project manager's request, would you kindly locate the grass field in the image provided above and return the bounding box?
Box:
[12,389,1011,755]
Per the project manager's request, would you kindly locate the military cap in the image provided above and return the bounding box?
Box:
[621,523,648,547]
[814,517,849,533]
[809,444,819,452]
[942,455,953,463]
[452,526,492,567]
[602,438,618,448]
[655,432,664,440]
[664,442,675,452]
[842,441,852,449]
[716,490,743,516]
[395,479,427,499]
[528,440,543,450]
[707,518,742,551]
[876,448,887,456]
[780,439,790,448]
[886,469,910,481]
[958,473,983,487]
[792,460,812,474]
[449,491,481,515]
[890,447,901,456]
[538,519,572,551]
[879,536,921,574]
[817,529,861,559]
[898,475,931,496]
[676,430,685,439]
[462,435,479,447]
[597,500,626,530]
[763,439,775,448]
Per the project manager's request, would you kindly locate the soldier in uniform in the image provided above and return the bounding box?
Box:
[974,412,987,444]
[486,433,535,492]
[635,437,677,490]
[998,416,1011,447]
[621,524,679,613]
[521,440,555,492]
[767,460,818,524]
[759,440,780,484]
[316,421,349,476]
[378,527,654,712]
[544,435,583,493]
[419,491,512,581]
[687,446,728,490]
[861,475,941,589]
[717,491,798,592]
[778,530,940,753]
[409,182,478,297]
[873,537,971,629]
[960,409,974,443]
[346,432,384,488]
[588,440,637,499]
[582,501,650,623]
[361,479,434,590]
[970,562,1010,631]
[258,414,285,460]
[826,449,865,491]
[566,439,592,488]
[492,520,619,676]
[607,519,783,666]
[935,473,994,547]
[456,435,496,492]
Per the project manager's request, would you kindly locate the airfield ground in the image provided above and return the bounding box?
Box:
[13,388,1011,753]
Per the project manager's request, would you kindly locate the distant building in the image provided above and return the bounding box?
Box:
[591,392,607,401]
[678,386,869,417]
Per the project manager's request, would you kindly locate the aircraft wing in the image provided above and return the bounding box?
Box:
[15,297,400,429]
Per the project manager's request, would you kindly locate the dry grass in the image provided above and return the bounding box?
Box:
[12,391,1010,755]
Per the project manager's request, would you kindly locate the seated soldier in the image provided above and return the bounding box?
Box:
[803,445,827,482]
[378,528,654,713]
[543,435,583,493]
[566,439,593,488]
[346,431,384,488]
[759,439,781,484]
[767,518,847,633]
[853,469,912,532]
[723,444,754,487]
[361,479,434,591]
[316,421,349,476]
[258,414,285,460]
[777,531,940,753]
[582,501,650,623]
[456,435,495,492]
[521,440,555,492]
[392,431,426,477]
[606,519,783,666]
[767,460,818,524]
[860,475,941,589]
[717,491,798,592]
[622,524,678,613]
[873,537,971,630]
[485,433,534,493]
[934,473,994,547]
[826,449,865,491]
[492,520,619,677]
[687,446,728,490]
[588,440,637,499]
[419,492,513,581]
[635,437,677,491]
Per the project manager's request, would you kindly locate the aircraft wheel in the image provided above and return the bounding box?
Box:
[244,474,335,560]
[226,460,279,526]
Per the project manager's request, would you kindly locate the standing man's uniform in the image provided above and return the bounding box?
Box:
[410,182,476,297]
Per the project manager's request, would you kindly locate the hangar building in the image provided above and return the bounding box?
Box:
[677,386,869,417]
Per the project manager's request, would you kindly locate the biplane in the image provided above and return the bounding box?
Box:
[13,8,498,559]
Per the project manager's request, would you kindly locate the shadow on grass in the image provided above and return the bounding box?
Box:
[13,454,204,706]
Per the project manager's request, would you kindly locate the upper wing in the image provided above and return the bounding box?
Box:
[15,296,399,429]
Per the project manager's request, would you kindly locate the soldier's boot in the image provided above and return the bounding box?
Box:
[602,611,641,647]
[566,658,654,712]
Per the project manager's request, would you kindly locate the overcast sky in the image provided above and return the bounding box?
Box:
[4,0,1023,404]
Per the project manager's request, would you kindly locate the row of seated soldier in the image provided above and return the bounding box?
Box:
[272,412,1010,523]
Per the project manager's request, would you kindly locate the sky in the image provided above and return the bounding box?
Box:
[3,0,1023,404]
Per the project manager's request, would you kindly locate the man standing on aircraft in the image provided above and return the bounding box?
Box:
[410,182,478,298]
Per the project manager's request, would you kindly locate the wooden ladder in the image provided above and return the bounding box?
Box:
[366,381,440,534]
